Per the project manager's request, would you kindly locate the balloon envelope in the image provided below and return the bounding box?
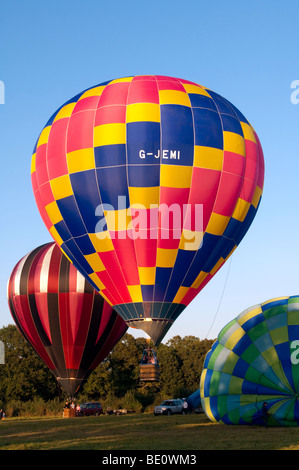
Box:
[200,296,299,426]
[7,242,127,397]
[31,75,264,345]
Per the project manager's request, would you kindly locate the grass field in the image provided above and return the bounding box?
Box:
[0,413,299,451]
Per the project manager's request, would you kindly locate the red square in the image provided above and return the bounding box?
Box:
[95,105,126,125]
[38,181,54,208]
[222,151,245,177]
[99,82,130,107]
[134,235,157,267]
[111,236,140,285]
[73,96,100,113]
[239,177,256,203]
[96,270,131,304]
[157,228,180,250]
[157,78,186,92]
[47,119,69,179]
[35,144,49,186]
[127,79,159,104]
[213,172,243,217]
[189,168,221,230]
[66,109,95,152]
[34,190,53,230]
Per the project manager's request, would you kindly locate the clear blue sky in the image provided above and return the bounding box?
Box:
[1,0,299,343]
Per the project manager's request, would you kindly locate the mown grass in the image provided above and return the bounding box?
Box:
[0,413,299,450]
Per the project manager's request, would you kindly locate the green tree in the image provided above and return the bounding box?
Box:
[0,325,57,404]
[157,342,184,397]
[165,335,214,395]
[109,333,142,397]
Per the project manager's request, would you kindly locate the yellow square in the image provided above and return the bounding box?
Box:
[67,148,95,174]
[105,209,132,232]
[238,306,262,326]
[129,186,160,208]
[156,248,178,268]
[138,267,156,285]
[251,185,262,208]
[241,122,256,143]
[88,272,106,290]
[206,213,230,236]
[78,86,105,100]
[45,201,63,225]
[94,123,126,147]
[89,232,114,252]
[128,285,143,302]
[50,174,73,200]
[194,146,223,171]
[261,297,288,308]
[173,286,189,304]
[49,226,63,246]
[37,126,51,148]
[223,131,245,156]
[126,103,160,123]
[225,327,245,350]
[53,103,76,123]
[31,153,36,174]
[160,165,193,188]
[210,257,224,276]
[159,90,191,107]
[182,84,211,97]
[85,253,105,272]
[232,198,250,222]
[179,229,203,251]
[191,271,209,289]
[109,77,134,84]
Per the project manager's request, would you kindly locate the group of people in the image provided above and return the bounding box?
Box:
[64,401,81,415]
[0,409,5,420]
[64,401,76,410]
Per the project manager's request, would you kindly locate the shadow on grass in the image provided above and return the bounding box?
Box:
[0,414,299,450]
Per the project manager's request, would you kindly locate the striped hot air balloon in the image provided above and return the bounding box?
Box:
[200,296,299,426]
[7,242,127,397]
[31,75,264,345]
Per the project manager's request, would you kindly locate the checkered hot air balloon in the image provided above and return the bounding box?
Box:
[7,242,127,397]
[31,75,264,345]
[200,296,299,426]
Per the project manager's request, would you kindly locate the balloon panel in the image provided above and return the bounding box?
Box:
[7,243,127,396]
[200,296,299,426]
[31,75,264,344]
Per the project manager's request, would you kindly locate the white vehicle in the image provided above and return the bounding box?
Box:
[154,399,185,416]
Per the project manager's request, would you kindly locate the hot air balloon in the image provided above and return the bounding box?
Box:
[7,242,127,397]
[200,296,299,426]
[31,75,264,345]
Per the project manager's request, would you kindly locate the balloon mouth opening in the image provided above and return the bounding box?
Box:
[126,318,174,346]
[113,302,186,345]
[56,376,86,398]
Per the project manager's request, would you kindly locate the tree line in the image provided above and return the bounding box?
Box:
[0,324,214,415]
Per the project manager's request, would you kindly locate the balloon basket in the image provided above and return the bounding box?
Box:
[140,364,160,382]
[63,408,76,418]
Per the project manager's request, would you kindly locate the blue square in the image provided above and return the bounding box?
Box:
[70,170,101,233]
[193,108,223,149]
[94,144,126,168]
[221,114,243,136]
[189,93,217,111]
[127,122,160,165]
[96,166,129,208]
[128,164,160,187]
[160,104,194,166]
[56,195,87,237]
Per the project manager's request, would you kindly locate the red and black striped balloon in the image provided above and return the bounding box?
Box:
[7,242,127,397]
